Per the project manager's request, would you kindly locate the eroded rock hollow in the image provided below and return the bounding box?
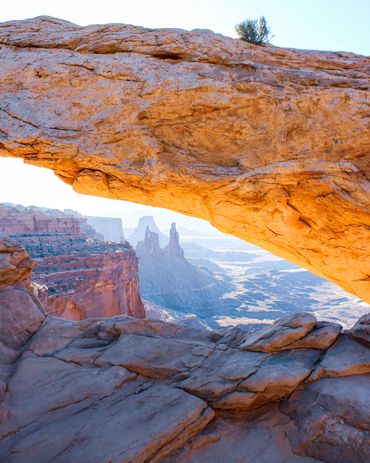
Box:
[0,17,369,302]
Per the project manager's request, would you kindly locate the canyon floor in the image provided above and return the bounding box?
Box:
[143,226,370,330]
[184,236,370,329]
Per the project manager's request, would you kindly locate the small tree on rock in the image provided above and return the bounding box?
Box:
[235,16,272,45]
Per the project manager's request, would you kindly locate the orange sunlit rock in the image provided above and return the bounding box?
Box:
[0,16,369,302]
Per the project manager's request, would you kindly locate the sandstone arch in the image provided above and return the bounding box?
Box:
[0,16,369,302]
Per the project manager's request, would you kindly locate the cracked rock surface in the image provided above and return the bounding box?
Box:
[0,239,369,462]
[0,16,369,302]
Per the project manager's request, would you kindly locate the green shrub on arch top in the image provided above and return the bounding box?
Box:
[235,16,272,45]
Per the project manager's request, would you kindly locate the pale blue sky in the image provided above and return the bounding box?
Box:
[0,0,369,227]
[1,0,369,54]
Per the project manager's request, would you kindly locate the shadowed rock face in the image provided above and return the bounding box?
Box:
[0,17,369,303]
[0,238,46,395]
[0,239,369,462]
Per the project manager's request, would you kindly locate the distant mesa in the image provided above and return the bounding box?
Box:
[64,209,125,243]
[128,216,168,247]
[78,219,105,240]
[85,216,125,243]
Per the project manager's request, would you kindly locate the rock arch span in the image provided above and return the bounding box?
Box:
[0,16,369,302]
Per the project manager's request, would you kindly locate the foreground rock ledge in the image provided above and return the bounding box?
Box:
[0,239,369,462]
[0,17,369,302]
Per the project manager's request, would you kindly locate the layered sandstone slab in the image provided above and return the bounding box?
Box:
[0,239,369,462]
[0,17,369,302]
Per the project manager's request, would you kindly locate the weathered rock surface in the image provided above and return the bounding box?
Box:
[165,406,321,463]
[0,239,369,462]
[350,312,370,346]
[282,375,370,463]
[0,16,369,302]
[239,312,318,352]
[238,313,342,353]
[286,321,342,350]
[0,204,145,320]
[0,238,34,289]
[309,333,370,380]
